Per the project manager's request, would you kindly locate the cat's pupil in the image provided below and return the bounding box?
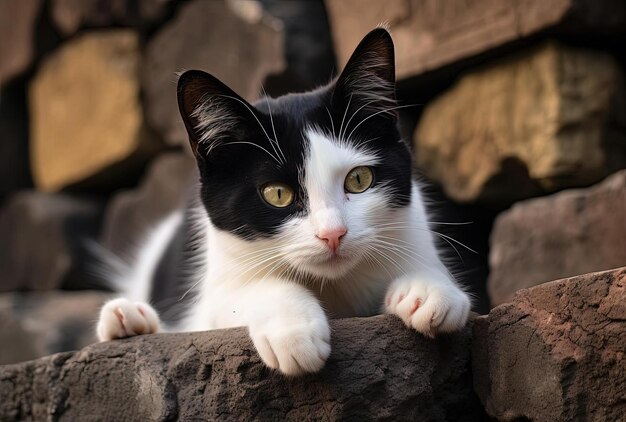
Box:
[356,174,361,185]
[278,189,282,199]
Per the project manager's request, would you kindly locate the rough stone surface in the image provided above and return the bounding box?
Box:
[0,0,41,86]
[143,0,285,147]
[489,170,626,306]
[0,291,109,365]
[51,0,168,36]
[414,42,626,204]
[101,152,195,255]
[29,30,160,192]
[0,191,103,292]
[325,0,626,81]
[473,267,626,421]
[0,315,485,421]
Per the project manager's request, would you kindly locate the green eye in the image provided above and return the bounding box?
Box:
[345,166,374,193]
[261,183,294,208]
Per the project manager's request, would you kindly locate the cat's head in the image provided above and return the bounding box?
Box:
[177,28,412,280]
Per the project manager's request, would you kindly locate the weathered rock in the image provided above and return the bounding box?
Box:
[0,191,103,292]
[0,0,41,86]
[473,267,626,421]
[325,0,626,81]
[101,152,195,255]
[488,171,626,306]
[414,42,626,204]
[142,0,285,147]
[0,291,110,365]
[50,0,169,36]
[0,315,485,421]
[29,30,160,192]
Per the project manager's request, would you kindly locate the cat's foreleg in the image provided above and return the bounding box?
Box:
[384,272,471,338]
[97,298,161,341]
[219,279,331,376]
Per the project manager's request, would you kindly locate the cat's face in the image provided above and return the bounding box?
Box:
[178,29,412,280]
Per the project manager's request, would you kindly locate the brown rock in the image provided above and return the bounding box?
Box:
[0,315,485,421]
[101,152,195,255]
[473,267,626,421]
[0,0,41,86]
[29,30,160,192]
[488,170,626,306]
[0,191,103,292]
[143,0,285,146]
[50,0,168,36]
[414,42,626,204]
[0,291,110,365]
[325,0,626,80]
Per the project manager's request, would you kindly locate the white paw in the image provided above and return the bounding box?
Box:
[97,298,161,342]
[385,275,471,338]
[250,314,331,376]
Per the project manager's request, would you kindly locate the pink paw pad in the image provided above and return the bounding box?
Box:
[409,299,422,316]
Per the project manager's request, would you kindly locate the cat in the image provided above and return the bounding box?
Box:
[96,28,471,376]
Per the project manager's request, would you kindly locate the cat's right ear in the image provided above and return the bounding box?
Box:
[177,70,250,162]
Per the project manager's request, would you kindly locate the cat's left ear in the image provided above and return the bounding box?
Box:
[333,28,396,119]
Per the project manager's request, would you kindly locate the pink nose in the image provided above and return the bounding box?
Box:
[316,227,347,252]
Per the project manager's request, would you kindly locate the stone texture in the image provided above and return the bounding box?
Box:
[414,42,626,204]
[50,0,168,36]
[325,0,626,80]
[473,267,626,421]
[101,152,195,255]
[29,30,160,192]
[0,191,103,292]
[489,170,626,306]
[143,0,285,147]
[0,315,485,421]
[0,0,41,86]
[0,291,110,365]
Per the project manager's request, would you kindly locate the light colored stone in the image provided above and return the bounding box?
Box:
[142,0,285,146]
[414,42,626,204]
[29,30,159,192]
[325,0,626,80]
[0,0,42,85]
[488,170,626,306]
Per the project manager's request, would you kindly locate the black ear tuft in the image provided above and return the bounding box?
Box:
[334,28,396,117]
[177,70,251,160]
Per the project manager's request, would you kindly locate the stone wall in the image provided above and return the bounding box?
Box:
[1,1,625,419]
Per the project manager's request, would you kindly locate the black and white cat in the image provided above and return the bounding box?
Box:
[96,28,471,375]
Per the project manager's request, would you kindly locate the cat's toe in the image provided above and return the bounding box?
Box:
[251,319,331,376]
[97,298,160,341]
[386,278,470,337]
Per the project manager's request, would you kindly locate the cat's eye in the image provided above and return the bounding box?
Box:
[261,183,294,208]
[345,166,374,193]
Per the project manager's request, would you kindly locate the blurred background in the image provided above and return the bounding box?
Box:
[0,0,624,365]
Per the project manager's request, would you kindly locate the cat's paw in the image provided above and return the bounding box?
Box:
[250,314,331,376]
[97,298,161,342]
[385,275,470,338]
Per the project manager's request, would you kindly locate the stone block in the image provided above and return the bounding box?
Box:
[142,0,285,146]
[0,191,103,292]
[488,170,626,306]
[101,152,195,255]
[0,315,485,421]
[325,0,626,81]
[414,42,626,204]
[29,30,160,192]
[0,291,110,365]
[0,0,41,86]
[473,267,626,421]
